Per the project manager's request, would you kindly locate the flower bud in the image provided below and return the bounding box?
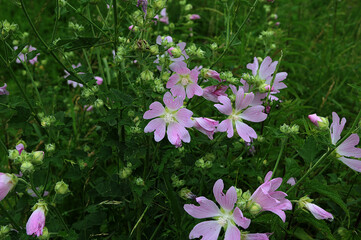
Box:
[196,48,205,58]
[242,190,252,200]
[167,47,182,58]
[38,227,50,240]
[54,180,69,195]
[0,173,18,201]
[94,99,104,108]
[21,162,34,174]
[8,149,19,160]
[249,202,262,215]
[0,225,10,235]
[179,188,196,200]
[31,151,44,165]
[135,177,145,186]
[210,43,218,50]
[140,70,154,81]
[59,0,67,7]
[149,45,159,55]
[185,4,193,11]
[308,113,329,129]
[45,144,55,153]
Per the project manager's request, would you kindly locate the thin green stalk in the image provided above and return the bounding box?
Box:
[210,0,259,68]
[0,203,21,231]
[113,0,118,51]
[271,137,287,178]
[0,137,7,153]
[51,0,60,42]
[66,2,110,38]
[287,109,361,194]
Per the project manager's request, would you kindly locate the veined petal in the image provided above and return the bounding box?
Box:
[144,118,166,142]
[143,102,165,119]
[239,92,255,110]
[217,119,234,138]
[170,61,189,75]
[235,121,257,142]
[166,74,180,88]
[337,134,361,158]
[246,57,259,76]
[186,83,203,99]
[171,85,186,100]
[167,122,191,146]
[244,233,271,240]
[330,112,346,145]
[304,202,333,221]
[263,208,286,222]
[184,196,221,219]
[239,105,267,122]
[339,157,361,172]
[214,96,232,115]
[233,207,251,229]
[235,88,245,111]
[224,223,241,240]
[176,108,194,128]
[189,69,200,83]
[163,92,183,110]
[189,221,222,240]
[213,179,237,211]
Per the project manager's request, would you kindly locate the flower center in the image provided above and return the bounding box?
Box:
[216,210,233,228]
[163,110,176,124]
[180,75,191,86]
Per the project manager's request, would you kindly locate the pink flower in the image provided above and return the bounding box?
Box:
[64,63,84,88]
[16,143,25,155]
[0,173,17,201]
[27,187,49,198]
[26,208,46,237]
[286,177,296,186]
[194,117,219,140]
[202,85,228,103]
[154,8,169,24]
[129,25,135,31]
[308,113,322,126]
[275,22,280,26]
[214,86,267,142]
[246,56,287,101]
[167,61,203,99]
[304,202,333,221]
[143,92,194,147]
[242,233,271,240]
[189,14,201,20]
[67,80,83,88]
[184,179,251,240]
[95,76,103,85]
[15,45,39,65]
[0,83,9,95]
[330,112,361,172]
[205,69,222,82]
[156,35,173,45]
[250,171,292,222]
[84,105,94,112]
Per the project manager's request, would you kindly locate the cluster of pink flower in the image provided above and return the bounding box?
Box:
[144,38,288,147]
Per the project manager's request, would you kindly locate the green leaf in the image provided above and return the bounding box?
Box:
[298,136,320,164]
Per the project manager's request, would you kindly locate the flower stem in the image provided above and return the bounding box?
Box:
[0,203,21,231]
[287,109,361,194]
[210,0,259,68]
[271,137,287,178]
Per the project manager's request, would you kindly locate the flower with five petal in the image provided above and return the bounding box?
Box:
[184,179,251,240]
[167,61,203,99]
[143,92,194,147]
[330,112,361,172]
[214,86,267,142]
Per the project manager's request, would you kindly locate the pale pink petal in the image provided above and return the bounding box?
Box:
[186,83,203,98]
[337,134,361,158]
[264,171,273,182]
[166,74,180,88]
[217,119,234,138]
[156,35,162,45]
[239,92,255,110]
[247,57,259,76]
[245,233,271,240]
[0,173,13,201]
[271,72,287,90]
[235,121,257,142]
[264,208,286,222]
[213,179,237,211]
[189,69,200,83]
[195,118,218,131]
[339,157,361,172]
[189,221,222,240]
[224,224,241,240]
[308,113,322,127]
[26,208,45,237]
[176,108,194,127]
[170,84,186,100]
[259,57,277,80]
[235,88,245,111]
[286,177,296,186]
[330,112,346,145]
[163,92,183,110]
[143,102,165,119]
[229,84,238,95]
[304,203,333,221]
[144,118,166,142]
[214,96,232,115]
[252,93,266,106]
[184,197,221,218]
[169,61,189,75]
[167,122,191,146]
[233,207,251,229]
[239,106,267,123]
[269,178,282,192]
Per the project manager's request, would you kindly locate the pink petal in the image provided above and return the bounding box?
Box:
[189,221,222,240]
[166,74,180,88]
[339,157,361,172]
[26,208,46,237]
[337,134,361,158]
[176,108,194,127]
[224,224,241,240]
[264,208,286,222]
[235,121,257,142]
[259,57,277,80]
[184,197,221,218]
[239,92,255,110]
[186,83,203,99]
[308,113,322,127]
[195,118,218,131]
[144,118,166,142]
[246,57,259,76]
[167,122,190,146]
[252,93,267,106]
[214,96,232,115]
[269,178,282,192]
[286,177,296,186]
[189,69,200,83]
[271,72,287,90]
[213,179,237,211]
[143,102,165,119]
[235,88,245,111]
[0,173,13,201]
[239,105,267,122]
[330,112,346,145]
[305,203,333,221]
[233,207,251,229]
[264,171,273,182]
[171,84,186,100]
[169,61,189,75]
[245,233,271,240]
[163,92,183,110]
[217,119,234,138]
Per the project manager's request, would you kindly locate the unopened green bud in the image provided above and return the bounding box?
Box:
[249,202,262,215]
[179,0,187,5]
[140,70,154,81]
[0,225,10,235]
[119,165,132,179]
[242,190,252,200]
[154,0,166,9]
[185,4,193,11]
[38,227,50,240]
[135,177,144,186]
[186,44,197,56]
[160,72,170,82]
[94,99,104,108]
[179,188,196,200]
[45,143,55,153]
[196,48,205,58]
[236,188,243,199]
[318,117,329,130]
[149,45,159,55]
[59,0,67,7]
[204,160,212,169]
[168,47,182,58]
[8,149,19,160]
[55,180,69,195]
[31,151,44,164]
[21,161,34,174]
